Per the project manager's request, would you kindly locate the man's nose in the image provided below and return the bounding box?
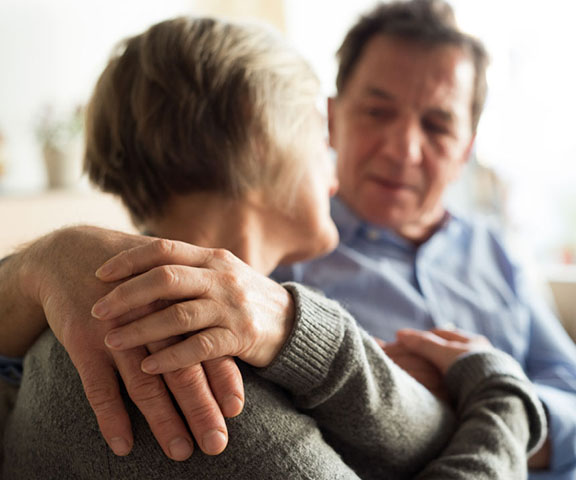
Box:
[380,119,423,167]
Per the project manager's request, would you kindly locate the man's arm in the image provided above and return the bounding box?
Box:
[0,251,46,357]
[526,302,576,476]
[0,226,244,459]
[512,260,576,477]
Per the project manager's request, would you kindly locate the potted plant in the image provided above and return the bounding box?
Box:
[35,105,84,189]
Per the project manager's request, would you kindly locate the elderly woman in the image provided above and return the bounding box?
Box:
[2,17,544,479]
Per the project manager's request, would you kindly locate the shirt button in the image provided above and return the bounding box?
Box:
[366,229,380,241]
[440,322,457,330]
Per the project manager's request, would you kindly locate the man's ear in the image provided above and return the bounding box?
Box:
[462,134,476,165]
[450,134,476,182]
[327,96,337,149]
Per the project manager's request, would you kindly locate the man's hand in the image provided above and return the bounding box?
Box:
[395,328,493,375]
[3,226,244,459]
[397,328,551,469]
[376,338,449,402]
[91,239,296,372]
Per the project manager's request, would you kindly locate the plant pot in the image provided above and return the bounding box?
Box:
[42,140,83,189]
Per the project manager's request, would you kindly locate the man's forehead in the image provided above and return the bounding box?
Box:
[346,36,475,117]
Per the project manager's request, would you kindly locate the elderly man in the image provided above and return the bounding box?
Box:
[273,1,576,479]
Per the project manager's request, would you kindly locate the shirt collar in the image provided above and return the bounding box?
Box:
[331,195,459,251]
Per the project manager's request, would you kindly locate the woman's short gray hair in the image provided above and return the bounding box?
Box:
[85,17,320,225]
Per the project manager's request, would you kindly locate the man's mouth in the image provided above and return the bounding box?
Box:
[369,175,417,193]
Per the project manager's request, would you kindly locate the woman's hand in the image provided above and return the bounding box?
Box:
[395,328,493,374]
[92,239,295,373]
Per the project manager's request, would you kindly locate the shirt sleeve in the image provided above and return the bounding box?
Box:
[0,355,23,386]
[516,266,576,478]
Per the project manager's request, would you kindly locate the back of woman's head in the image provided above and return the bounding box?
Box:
[85,17,320,225]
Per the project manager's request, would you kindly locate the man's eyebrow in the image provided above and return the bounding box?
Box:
[364,87,395,100]
[426,108,454,123]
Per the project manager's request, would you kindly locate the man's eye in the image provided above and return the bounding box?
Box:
[423,120,450,135]
[363,107,394,120]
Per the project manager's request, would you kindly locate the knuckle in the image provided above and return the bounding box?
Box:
[126,375,167,404]
[112,249,135,276]
[211,248,235,263]
[170,303,193,331]
[185,399,223,426]
[155,265,180,288]
[112,285,133,311]
[219,271,246,301]
[164,344,191,370]
[168,364,208,391]
[84,382,118,414]
[205,357,241,389]
[196,333,216,358]
[152,238,177,258]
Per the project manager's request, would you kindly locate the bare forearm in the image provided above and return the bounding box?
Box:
[0,225,134,357]
[0,247,47,356]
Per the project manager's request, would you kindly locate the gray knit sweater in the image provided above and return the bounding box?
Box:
[3,283,546,479]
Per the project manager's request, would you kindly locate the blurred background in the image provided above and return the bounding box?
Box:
[0,0,575,329]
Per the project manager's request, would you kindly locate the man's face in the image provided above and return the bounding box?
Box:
[329,35,475,241]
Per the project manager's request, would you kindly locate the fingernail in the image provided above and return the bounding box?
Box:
[142,358,159,373]
[105,331,122,349]
[202,429,227,455]
[95,262,115,279]
[222,394,244,418]
[110,437,131,456]
[169,437,193,461]
[92,298,110,319]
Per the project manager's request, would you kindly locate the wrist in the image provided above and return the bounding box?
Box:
[243,284,295,368]
[0,244,46,356]
[265,286,295,366]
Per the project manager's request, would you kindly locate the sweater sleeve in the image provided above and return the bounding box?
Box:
[416,351,548,479]
[260,283,456,478]
[260,283,547,480]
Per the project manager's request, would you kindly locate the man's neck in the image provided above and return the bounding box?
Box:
[395,209,449,246]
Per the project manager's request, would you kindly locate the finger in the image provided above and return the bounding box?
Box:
[74,355,134,456]
[141,328,238,374]
[92,265,212,320]
[373,337,387,349]
[430,328,492,348]
[147,336,230,456]
[105,300,218,350]
[111,348,194,461]
[429,328,471,342]
[381,341,408,357]
[391,354,439,374]
[396,329,453,372]
[203,357,245,418]
[96,239,213,281]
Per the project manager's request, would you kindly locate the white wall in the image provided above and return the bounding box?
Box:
[1,0,575,263]
[0,0,197,193]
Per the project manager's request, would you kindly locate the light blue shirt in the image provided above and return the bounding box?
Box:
[274,196,576,480]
